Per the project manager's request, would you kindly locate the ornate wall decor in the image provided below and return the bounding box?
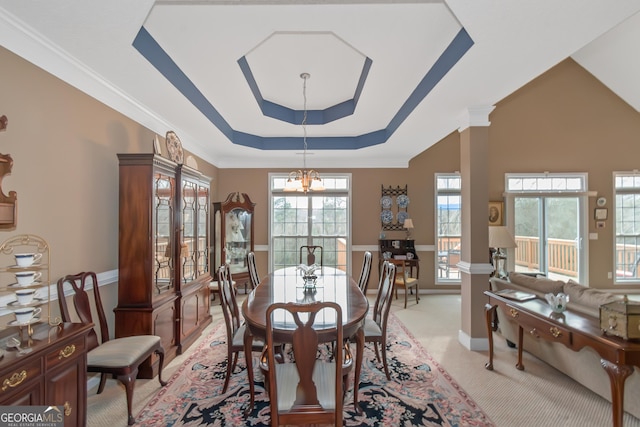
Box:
[380,185,409,231]
[0,115,16,229]
[165,130,184,164]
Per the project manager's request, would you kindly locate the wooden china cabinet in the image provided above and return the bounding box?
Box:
[212,192,255,292]
[115,154,212,378]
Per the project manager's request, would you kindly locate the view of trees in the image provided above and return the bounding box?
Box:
[514,197,578,240]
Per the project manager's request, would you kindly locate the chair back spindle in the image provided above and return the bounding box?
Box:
[357,251,373,294]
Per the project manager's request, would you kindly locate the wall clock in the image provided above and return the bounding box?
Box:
[597,197,606,207]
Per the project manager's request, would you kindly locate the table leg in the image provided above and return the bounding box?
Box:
[353,326,365,413]
[484,303,497,370]
[516,325,524,370]
[601,359,633,427]
[243,327,255,415]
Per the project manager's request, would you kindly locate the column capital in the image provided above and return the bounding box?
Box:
[458,106,496,132]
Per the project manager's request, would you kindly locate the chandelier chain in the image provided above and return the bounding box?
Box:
[302,73,308,170]
[284,72,323,193]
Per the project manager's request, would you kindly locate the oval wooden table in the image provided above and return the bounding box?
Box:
[241,266,369,414]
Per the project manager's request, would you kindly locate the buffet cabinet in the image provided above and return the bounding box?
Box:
[212,192,255,292]
[0,323,92,427]
[115,154,212,378]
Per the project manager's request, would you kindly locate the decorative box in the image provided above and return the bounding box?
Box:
[600,296,640,340]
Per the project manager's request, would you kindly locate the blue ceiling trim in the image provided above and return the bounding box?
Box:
[387,28,473,133]
[238,55,372,125]
[232,128,390,150]
[133,26,473,150]
[133,27,235,140]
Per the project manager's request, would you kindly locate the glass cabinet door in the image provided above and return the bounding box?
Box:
[225,208,252,275]
[196,183,209,277]
[154,172,175,295]
[181,179,197,283]
[213,192,255,287]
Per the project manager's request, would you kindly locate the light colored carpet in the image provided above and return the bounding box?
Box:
[87,293,640,426]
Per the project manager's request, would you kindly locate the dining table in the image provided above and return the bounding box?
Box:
[241,266,370,413]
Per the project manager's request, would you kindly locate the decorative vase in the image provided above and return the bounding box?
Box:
[545,292,569,313]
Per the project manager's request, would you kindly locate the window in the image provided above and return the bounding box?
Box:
[435,173,461,283]
[270,174,351,274]
[505,173,588,283]
[614,172,640,283]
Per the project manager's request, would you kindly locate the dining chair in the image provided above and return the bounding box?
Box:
[300,245,323,266]
[394,260,420,308]
[357,251,373,294]
[264,301,345,427]
[247,251,260,290]
[364,260,396,380]
[218,263,265,394]
[57,271,167,426]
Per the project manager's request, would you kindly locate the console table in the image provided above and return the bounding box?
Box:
[0,322,92,427]
[484,290,640,427]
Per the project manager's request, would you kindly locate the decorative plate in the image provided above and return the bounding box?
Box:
[397,194,410,208]
[397,211,409,224]
[380,209,393,224]
[165,131,184,164]
[380,196,392,209]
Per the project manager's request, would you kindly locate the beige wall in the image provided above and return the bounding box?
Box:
[0,45,218,326]
[3,41,640,332]
[489,58,640,288]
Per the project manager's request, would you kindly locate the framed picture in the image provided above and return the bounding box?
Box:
[594,208,608,220]
[489,201,503,226]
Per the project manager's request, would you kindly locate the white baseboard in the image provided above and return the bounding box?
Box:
[458,329,489,351]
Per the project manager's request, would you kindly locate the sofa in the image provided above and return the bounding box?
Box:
[489,272,640,419]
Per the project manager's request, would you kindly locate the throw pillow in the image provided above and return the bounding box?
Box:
[508,272,564,295]
[563,280,620,309]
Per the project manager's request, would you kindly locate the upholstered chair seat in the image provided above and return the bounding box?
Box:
[88,336,162,367]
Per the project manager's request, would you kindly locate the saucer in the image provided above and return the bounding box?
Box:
[7,298,44,308]
[8,264,42,269]
[8,281,42,289]
[7,317,41,327]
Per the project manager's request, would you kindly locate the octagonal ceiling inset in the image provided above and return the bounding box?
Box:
[133,3,473,151]
[240,31,370,125]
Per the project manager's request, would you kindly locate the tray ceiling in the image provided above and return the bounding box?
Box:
[1,1,639,168]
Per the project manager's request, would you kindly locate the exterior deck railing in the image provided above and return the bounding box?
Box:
[513,237,577,278]
[440,235,640,280]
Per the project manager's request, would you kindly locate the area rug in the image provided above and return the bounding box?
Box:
[136,314,495,426]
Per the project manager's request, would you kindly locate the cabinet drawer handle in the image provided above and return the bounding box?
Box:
[64,401,72,416]
[529,328,539,338]
[59,344,76,359]
[549,326,562,338]
[509,308,519,318]
[2,370,27,391]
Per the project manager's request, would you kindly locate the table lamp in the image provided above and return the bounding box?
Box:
[403,218,414,240]
[489,226,517,279]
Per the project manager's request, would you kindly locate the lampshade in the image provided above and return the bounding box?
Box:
[403,218,414,240]
[488,226,517,249]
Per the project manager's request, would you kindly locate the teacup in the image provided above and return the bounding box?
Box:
[14,253,42,267]
[15,271,42,286]
[14,307,41,324]
[15,289,37,305]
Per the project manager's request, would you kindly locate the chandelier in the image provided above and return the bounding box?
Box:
[285,73,324,193]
